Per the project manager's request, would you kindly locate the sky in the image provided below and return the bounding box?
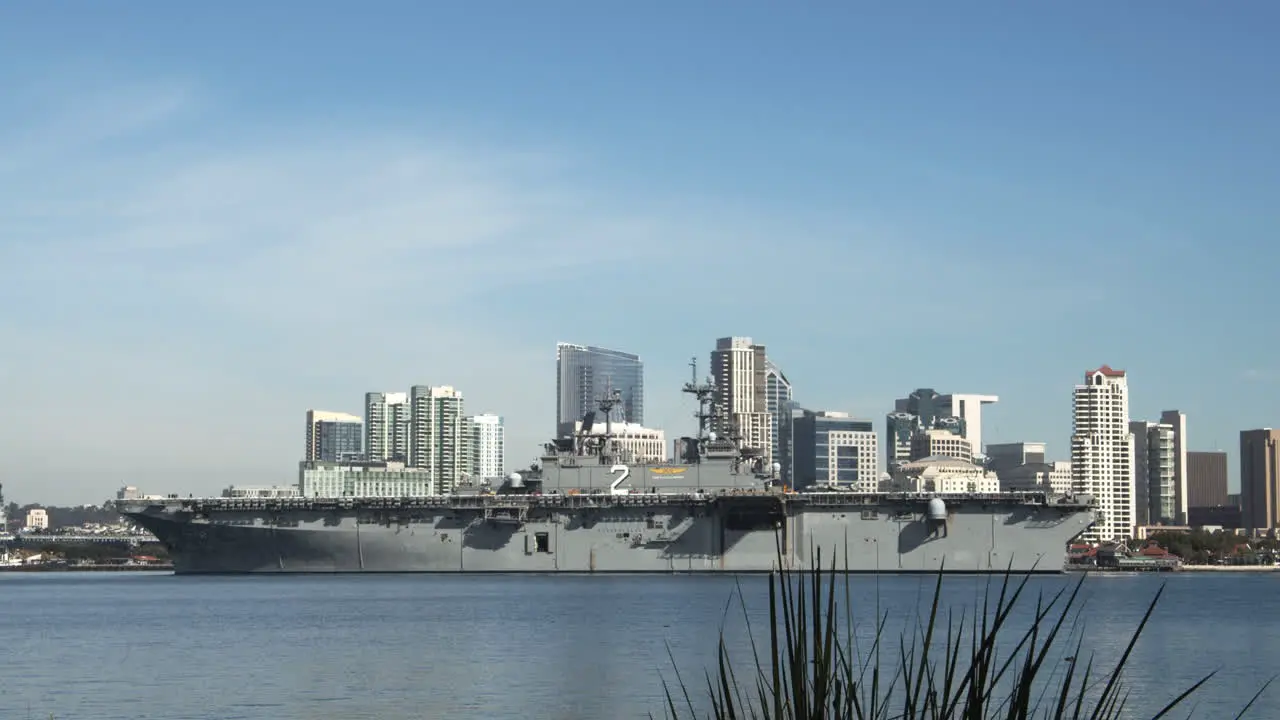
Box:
[2,2,1278,506]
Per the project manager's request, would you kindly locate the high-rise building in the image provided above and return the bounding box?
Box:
[764,358,792,471]
[468,413,505,481]
[1240,429,1280,531]
[791,410,878,491]
[364,392,410,463]
[775,399,803,482]
[555,343,644,431]
[1130,420,1176,526]
[1070,365,1136,543]
[710,337,772,461]
[409,385,469,494]
[885,412,918,466]
[304,410,363,462]
[1187,451,1229,507]
[1159,410,1189,523]
[558,419,668,464]
[891,389,998,461]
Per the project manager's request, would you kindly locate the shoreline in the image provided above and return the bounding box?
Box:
[1068,565,1278,574]
[0,564,173,573]
[1179,564,1278,572]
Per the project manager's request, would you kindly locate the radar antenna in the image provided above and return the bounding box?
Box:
[596,382,623,439]
[681,356,715,442]
[592,382,624,464]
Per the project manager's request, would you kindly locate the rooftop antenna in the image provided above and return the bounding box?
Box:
[681,356,715,442]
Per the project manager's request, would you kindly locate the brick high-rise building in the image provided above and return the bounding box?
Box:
[1240,429,1280,531]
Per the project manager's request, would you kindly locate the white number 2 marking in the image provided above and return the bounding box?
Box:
[610,464,631,495]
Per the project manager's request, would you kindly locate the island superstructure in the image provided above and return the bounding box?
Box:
[116,364,1096,574]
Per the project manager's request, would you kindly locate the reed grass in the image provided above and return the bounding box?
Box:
[657,534,1272,719]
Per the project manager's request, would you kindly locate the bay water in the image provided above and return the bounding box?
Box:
[1,571,1274,719]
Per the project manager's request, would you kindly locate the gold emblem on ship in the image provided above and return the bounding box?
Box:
[649,467,685,475]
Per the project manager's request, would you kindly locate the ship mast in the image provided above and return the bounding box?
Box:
[597,382,622,438]
[681,356,715,443]
[594,382,623,464]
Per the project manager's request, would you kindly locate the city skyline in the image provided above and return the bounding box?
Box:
[0,340,1267,506]
[3,5,1277,506]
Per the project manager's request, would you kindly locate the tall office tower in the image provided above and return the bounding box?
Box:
[893,389,999,459]
[364,392,410,462]
[1159,410,1189,523]
[764,358,792,472]
[1070,366,1136,543]
[409,385,468,494]
[791,410,879,491]
[1186,451,1229,507]
[1240,429,1280,530]
[885,412,919,466]
[304,410,364,462]
[555,343,644,431]
[776,401,801,483]
[1130,420,1177,526]
[710,337,772,461]
[468,413,505,480]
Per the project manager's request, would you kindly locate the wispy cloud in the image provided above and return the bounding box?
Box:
[1242,369,1275,383]
[0,79,760,501]
[0,76,1097,504]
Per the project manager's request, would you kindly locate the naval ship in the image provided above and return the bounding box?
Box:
[116,370,1097,575]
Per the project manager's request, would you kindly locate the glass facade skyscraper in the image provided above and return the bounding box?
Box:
[556,343,644,431]
[305,410,364,462]
[317,421,363,462]
[764,358,792,470]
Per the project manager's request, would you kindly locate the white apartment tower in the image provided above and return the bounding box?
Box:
[1070,366,1136,543]
[1131,420,1177,526]
[469,413,505,481]
[410,385,468,494]
[710,337,772,462]
[364,392,410,462]
[1159,410,1189,524]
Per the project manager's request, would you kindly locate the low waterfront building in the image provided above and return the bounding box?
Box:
[557,420,667,463]
[116,486,169,501]
[986,442,1047,474]
[890,456,1000,494]
[221,486,301,499]
[299,460,436,498]
[25,508,48,531]
[910,427,974,463]
[999,461,1073,495]
[1188,505,1242,529]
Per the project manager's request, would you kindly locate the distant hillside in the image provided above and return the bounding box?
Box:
[6,502,124,530]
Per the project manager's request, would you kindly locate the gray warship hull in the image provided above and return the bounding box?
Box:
[119,490,1095,575]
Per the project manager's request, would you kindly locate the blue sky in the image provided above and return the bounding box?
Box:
[2,2,1277,505]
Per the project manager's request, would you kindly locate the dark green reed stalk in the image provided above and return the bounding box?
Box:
[657,532,1273,720]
